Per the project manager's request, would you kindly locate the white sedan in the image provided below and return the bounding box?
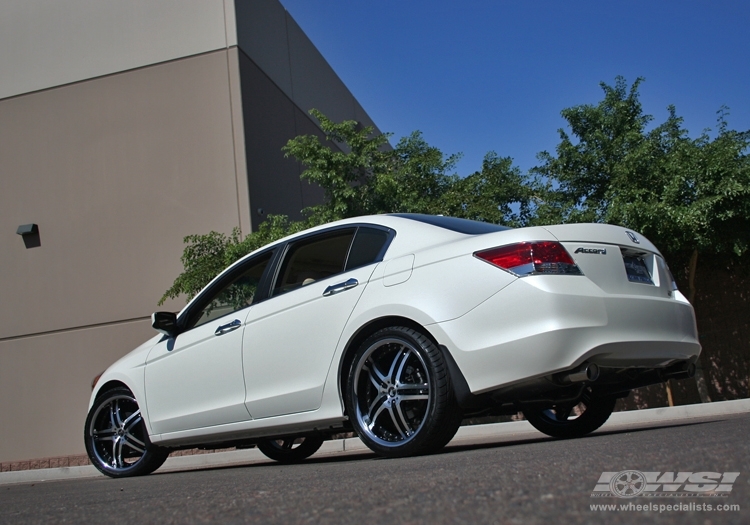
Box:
[85,214,700,477]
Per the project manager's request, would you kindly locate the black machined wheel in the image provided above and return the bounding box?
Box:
[523,387,616,439]
[345,326,462,457]
[84,387,168,478]
[256,436,325,463]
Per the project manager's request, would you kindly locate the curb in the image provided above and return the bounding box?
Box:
[2,398,748,486]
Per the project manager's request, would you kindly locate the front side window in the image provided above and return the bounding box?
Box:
[191,251,273,329]
[273,230,356,296]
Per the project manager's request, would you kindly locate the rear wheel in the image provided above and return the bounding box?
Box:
[256,436,324,463]
[523,388,616,439]
[345,326,462,457]
[84,387,168,478]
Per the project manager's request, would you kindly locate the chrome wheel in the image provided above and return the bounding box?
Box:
[257,436,324,463]
[353,337,432,447]
[346,327,462,457]
[524,388,616,439]
[85,387,168,477]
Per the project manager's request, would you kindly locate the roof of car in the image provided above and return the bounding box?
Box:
[387,214,511,234]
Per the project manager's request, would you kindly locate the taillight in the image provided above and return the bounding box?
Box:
[474,241,582,276]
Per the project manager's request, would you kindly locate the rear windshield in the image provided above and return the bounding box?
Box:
[390,214,511,235]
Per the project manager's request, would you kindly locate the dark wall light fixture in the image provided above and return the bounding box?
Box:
[17,223,41,249]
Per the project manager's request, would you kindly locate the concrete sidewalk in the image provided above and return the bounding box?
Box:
[2,398,749,486]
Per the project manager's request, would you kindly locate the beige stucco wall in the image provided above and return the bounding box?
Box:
[0,0,237,100]
[0,49,249,462]
[0,0,380,464]
[0,320,155,461]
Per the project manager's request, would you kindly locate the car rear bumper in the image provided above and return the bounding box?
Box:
[430,274,700,395]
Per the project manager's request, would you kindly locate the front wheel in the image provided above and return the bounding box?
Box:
[523,388,616,439]
[84,387,169,478]
[345,326,462,457]
[256,436,324,463]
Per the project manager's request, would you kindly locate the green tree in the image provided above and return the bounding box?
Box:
[284,110,531,225]
[535,76,750,403]
[534,76,750,285]
[158,215,305,305]
[161,109,533,305]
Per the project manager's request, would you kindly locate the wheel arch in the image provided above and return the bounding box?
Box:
[93,380,132,401]
[336,315,470,414]
[89,378,156,437]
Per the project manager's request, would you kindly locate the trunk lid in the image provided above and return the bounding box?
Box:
[543,224,673,297]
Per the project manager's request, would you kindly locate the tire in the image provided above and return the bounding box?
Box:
[84,387,169,478]
[257,436,325,463]
[523,388,616,439]
[344,326,462,457]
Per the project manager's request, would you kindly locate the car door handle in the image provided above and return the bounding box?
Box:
[215,319,242,335]
[323,278,359,297]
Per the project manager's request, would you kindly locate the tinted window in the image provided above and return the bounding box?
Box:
[191,251,273,329]
[345,227,391,270]
[274,229,355,295]
[390,213,510,234]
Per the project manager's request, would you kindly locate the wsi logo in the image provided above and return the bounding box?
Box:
[591,471,740,498]
[574,247,607,255]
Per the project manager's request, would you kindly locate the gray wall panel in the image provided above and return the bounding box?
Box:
[239,51,304,222]
[292,107,328,210]
[285,13,356,125]
[234,0,294,100]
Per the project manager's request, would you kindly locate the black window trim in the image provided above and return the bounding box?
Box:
[268,223,396,299]
[177,246,281,333]
[177,222,396,331]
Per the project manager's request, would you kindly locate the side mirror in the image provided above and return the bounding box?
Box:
[151,311,178,337]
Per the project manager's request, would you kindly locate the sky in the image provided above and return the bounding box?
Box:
[279,0,750,175]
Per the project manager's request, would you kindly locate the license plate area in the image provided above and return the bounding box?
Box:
[621,249,654,285]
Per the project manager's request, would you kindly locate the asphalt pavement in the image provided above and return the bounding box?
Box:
[2,398,749,486]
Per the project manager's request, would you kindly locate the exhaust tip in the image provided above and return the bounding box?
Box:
[560,363,599,384]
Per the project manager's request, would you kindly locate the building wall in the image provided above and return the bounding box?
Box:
[0,0,237,100]
[0,0,380,463]
[0,49,249,462]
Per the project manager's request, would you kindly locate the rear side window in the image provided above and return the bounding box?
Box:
[273,229,356,295]
[345,227,391,270]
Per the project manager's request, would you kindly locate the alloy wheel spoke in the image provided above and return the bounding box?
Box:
[363,364,386,391]
[122,409,141,429]
[283,440,294,450]
[107,404,118,431]
[364,361,388,386]
[396,383,428,394]
[93,429,116,443]
[113,400,125,427]
[394,349,414,386]
[397,394,429,402]
[368,400,390,432]
[122,438,145,455]
[386,347,409,383]
[124,429,145,448]
[386,405,406,439]
[393,400,412,436]
[112,436,123,468]
[367,392,388,417]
